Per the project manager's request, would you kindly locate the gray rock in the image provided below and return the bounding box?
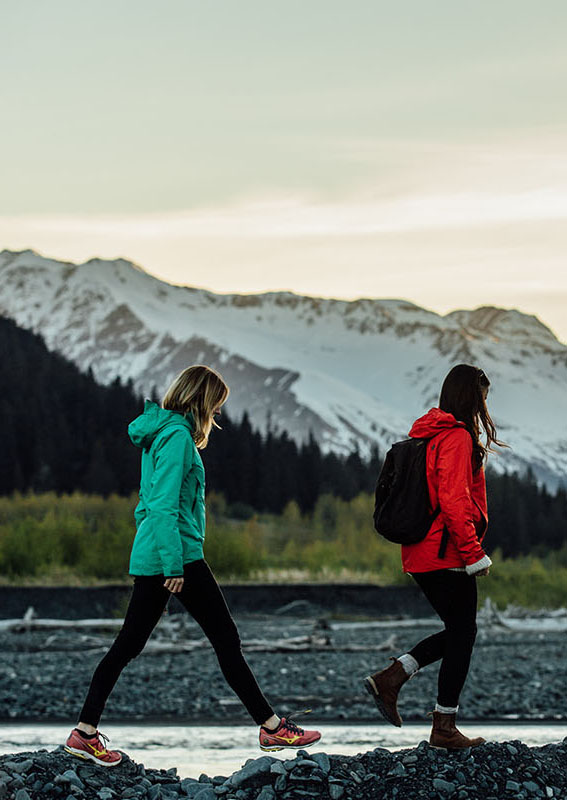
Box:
[230,757,273,788]
[523,781,542,794]
[194,789,217,800]
[274,774,286,792]
[3,762,27,775]
[58,769,85,789]
[388,762,406,777]
[289,772,323,783]
[255,788,275,800]
[311,753,330,774]
[147,786,161,800]
[432,778,456,795]
[180,778,199,791]
[269,762,286,775]
[329,785,344,800]
[14,791,32,800]
[507,781,521,792]
[183,783,208,798]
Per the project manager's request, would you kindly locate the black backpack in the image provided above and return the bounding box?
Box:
[373,437,448,556]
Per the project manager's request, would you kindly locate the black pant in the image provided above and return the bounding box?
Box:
[79,560,274,727]
[408,570,478,708]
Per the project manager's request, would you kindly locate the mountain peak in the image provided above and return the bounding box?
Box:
[448,306,560,348]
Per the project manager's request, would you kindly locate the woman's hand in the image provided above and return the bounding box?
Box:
[476,567,490,577]
[164,576,184,593]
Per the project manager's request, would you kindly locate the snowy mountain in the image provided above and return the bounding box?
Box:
[1,248,566,487]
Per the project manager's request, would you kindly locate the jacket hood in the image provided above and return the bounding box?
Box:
[409,407,466,439]
[128,400,193,450]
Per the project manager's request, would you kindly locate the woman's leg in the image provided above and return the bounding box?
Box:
[176,560,274,725]
[410,570,478,708]
[78,575,169,727]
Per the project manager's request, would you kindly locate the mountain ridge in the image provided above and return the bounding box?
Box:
[1,248,565,487]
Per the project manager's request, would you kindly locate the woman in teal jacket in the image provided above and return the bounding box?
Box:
[65,365,320,766]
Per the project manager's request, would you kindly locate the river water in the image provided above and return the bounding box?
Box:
[0,723,565,779]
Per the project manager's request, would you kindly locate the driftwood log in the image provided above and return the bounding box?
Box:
[0,607,399,653]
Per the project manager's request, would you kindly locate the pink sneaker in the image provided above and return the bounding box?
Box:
[259,714,321,751]
[64,728,122,767]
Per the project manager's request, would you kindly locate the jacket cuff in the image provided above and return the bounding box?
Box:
[465,554,492,575]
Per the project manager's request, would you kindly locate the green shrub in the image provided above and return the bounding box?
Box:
[0,492,565,609]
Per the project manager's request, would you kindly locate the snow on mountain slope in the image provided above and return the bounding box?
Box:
[0,248,566,487]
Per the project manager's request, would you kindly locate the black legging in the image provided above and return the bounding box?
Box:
[408,570,478,708]
[79,560,274,727]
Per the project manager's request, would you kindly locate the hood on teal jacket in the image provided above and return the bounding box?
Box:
[128,401,205,577]
[128,399,194,450]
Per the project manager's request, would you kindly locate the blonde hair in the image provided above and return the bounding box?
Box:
[162,365,229,448]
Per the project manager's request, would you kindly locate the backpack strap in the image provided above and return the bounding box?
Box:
[437,525,449,559]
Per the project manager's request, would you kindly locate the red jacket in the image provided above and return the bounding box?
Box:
[401,408,489,574]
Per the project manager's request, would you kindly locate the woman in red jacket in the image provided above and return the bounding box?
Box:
[365,364,504,748]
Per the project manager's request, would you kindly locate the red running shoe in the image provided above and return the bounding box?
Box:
[259,714,321,752]
[64,728,122,767]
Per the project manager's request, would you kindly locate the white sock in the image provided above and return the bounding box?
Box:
[262,714,281,730]
[435,703,459,714]
[397,654,419,676]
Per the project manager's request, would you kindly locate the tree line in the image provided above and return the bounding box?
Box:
[1,314,565,557]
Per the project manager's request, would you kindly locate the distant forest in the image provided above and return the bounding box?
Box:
[1,314,565,558]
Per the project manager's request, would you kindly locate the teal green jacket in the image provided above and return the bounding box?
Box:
[128,400,206,576]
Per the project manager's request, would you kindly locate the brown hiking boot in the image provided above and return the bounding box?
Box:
[429,711,486,749]
[363,658,409,727]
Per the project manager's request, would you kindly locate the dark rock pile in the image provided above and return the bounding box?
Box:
[1,738,567,800]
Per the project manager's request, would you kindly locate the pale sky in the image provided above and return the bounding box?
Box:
[2,0,567,342]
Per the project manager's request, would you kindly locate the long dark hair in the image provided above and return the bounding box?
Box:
[439,364,505,471]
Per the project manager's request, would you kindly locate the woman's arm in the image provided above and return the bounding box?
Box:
[437,429,492,575]
[146,428,193,578]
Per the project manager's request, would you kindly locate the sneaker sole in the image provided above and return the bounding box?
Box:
[363,676,402,728]
[259,738,320,752]
[64,745,122,767]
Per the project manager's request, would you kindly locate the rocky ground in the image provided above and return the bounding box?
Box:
[0,610,564,723]
[1,737,567,800]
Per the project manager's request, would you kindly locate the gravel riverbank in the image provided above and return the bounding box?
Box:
[1,737,567,800]
[0,607,565,724]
